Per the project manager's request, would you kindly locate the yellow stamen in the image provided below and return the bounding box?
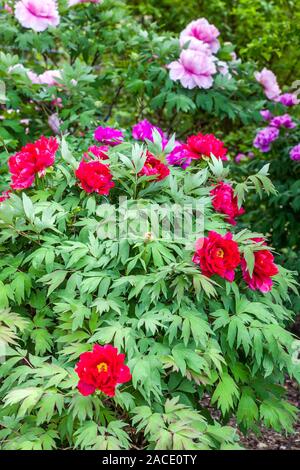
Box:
[97,362,108,373]
[217,248,224,258]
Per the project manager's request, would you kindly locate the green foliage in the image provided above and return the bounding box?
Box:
[0,137,299,449]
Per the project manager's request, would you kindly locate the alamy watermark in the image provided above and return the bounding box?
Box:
[94,197,205,250]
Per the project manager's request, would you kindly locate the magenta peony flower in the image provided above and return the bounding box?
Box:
[168,49,216,90]
[94,126,124,146]
[253,126,279,153]
[15,0,60,32]
[270,114,296,129]
[180,18,220,53]
[254,68,281,101]
[260,109,273,121]
[277,93,299,107]
[241,239,278,293]
[166,143,193,169]
[132,119,165,143]
[290,144,300,161]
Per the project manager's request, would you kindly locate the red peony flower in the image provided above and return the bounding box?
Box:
[139,152,170,181]
[75,159,114,195]
[75,344,131,397]
[87,145,109,160]
[186,133,228,160]
[8,136,58,190]
[0,190,11,203]
[193,231,240,281]
[241,238,278,293]
[210,182,245,225]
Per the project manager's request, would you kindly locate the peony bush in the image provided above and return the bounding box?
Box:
[0,125,299,450]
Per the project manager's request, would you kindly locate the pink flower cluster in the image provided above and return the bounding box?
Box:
[15,0,60,32]
[168,17,225,90]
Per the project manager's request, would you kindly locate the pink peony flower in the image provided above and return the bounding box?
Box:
[241,239,278,293]
[15,0,60,32]
[168,49,216,90]
[94,126,124,146]
[179,18,220,53]
[254,68,281,101]
[290,144,300,161]
[210,182,245,225]
[27,69,61,86]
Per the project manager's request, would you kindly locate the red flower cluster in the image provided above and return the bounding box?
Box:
[8,136,58,190]
[193,231,240,281]
[186,133,228,160]
[75,344,131,397]
[139,152,170,181]
[0,190,11,203]
[210,182,245,225]
[241,239,278,293]
[75,159,114,195]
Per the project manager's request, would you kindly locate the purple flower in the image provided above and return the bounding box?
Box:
[166,144,192,169]
[132,119,166,144]
[290,144,300,161]
[235,153,247,163]
[168,49,216,90]
[277,93,299,107]
[270,114,296,129]
[260,109,273,121]
[94,126,124,146]
[253,126,279,153]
